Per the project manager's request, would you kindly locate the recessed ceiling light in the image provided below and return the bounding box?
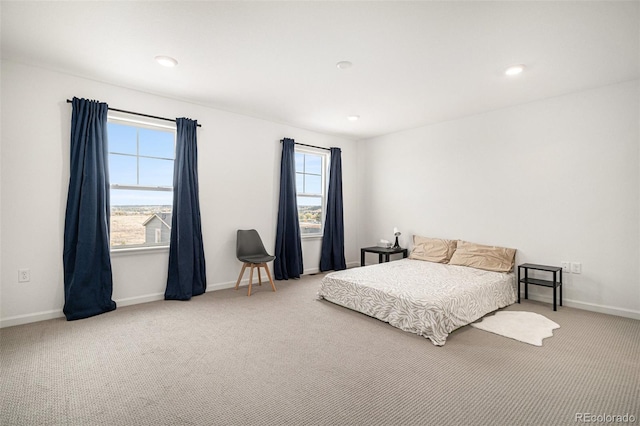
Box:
[347,115,360,121]
[155,55,178,67]
[505,64,525,76]
[336,61,353,70]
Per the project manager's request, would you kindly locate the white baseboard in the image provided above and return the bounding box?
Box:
[116,292,165,307]
[206,280,238,292]
[5,276,636,328]
[210,265,330,293]
[521,292,640,320]
[0,292,167,328]
[305,261,362,274]
[0,309,65,328]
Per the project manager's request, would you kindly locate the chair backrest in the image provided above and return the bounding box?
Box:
[236,229,270,259]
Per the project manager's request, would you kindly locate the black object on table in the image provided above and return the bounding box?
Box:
[518,263,563,311]
[361,246,408,266]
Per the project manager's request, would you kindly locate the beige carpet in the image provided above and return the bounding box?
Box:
[1,273,638,426]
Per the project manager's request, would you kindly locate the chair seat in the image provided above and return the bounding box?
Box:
[239,255,275,264]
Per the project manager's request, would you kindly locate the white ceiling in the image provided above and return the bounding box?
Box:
[2,1,638,140]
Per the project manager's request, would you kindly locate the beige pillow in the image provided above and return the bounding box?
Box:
[448,240,516,272]
[409,236,457,264]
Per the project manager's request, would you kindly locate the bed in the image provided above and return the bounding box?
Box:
[318,257,517,346]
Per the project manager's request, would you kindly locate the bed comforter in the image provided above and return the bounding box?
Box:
[318,259,516,346]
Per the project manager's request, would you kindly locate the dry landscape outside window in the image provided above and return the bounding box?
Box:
[110,205,172,247]
[298,205,322,234]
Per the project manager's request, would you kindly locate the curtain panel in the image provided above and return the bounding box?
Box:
[165,118,207,300]
[320,147,346,272]
[63,97,116,320]
[274,138,304,279]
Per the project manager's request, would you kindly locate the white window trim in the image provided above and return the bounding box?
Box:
[295,146,329,239]
[108,113,176,131]
[109,245,170,256]
[108,115,176,253]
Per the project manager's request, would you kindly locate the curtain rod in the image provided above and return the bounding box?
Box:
[66,99,202,127]
[280,139,330,151]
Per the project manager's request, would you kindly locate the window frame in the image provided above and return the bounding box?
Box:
[294,147,329,239]
[107,114,176,252]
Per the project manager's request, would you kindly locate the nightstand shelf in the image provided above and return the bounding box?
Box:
[518,263,563,311]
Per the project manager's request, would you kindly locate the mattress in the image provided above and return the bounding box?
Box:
[318,259,516,346]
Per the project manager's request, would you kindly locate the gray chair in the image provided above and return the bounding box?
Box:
[235,229,276,296]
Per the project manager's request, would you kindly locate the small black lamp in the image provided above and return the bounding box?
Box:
[392,227,401,249]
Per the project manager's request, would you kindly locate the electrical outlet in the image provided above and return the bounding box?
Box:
[561,262,570,273]
[18,269,31,283]
[571,262,582,274]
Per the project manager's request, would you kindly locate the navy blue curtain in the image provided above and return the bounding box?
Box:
[63,97,116,321]
[274,138,303,280]
[165,118,207,300]
[320,148,346,272]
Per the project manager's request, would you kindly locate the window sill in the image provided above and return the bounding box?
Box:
[110,245,170,256]
[301,234,323,240]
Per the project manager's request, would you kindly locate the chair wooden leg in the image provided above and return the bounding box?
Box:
[258,267,262,286]
[264,264,276,292]
[248,264,255,296]
[235,263,248,290]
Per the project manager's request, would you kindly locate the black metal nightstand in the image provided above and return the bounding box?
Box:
[360,246,408,266]
[518,263,563,311]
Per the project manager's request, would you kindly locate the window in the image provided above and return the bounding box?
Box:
[295,149,327,236]
[108,117,176,250]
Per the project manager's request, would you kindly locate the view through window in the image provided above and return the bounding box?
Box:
[295,150,326,236]
[108,118,175,249]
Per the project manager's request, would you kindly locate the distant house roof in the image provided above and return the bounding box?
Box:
[143,213,172,229]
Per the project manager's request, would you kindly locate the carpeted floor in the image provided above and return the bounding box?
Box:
[1,273,638,426]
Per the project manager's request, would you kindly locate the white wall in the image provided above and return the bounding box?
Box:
[0,60,359,327]
[3,59,637,326]
[357,80,640,318]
